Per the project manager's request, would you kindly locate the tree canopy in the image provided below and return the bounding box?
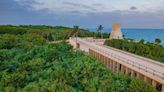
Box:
[0,25,157,92]
[104,39,164,62]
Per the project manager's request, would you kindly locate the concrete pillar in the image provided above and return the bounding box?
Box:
[152,80,157,88]
[162,84,164,92]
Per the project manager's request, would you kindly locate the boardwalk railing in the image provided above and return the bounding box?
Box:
[70,37,164,80]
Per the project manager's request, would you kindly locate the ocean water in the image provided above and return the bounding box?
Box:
[89,28,164,44]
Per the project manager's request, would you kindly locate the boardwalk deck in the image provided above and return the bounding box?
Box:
[69,37,164,92]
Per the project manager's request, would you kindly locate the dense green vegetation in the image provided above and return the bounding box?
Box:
[0,25,157,92]
[0,25,109,41]
[104,39,164,62]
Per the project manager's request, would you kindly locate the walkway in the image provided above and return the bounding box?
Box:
[69,37,164,92]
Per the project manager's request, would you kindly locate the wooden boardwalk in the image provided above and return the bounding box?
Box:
[69,37,164,92]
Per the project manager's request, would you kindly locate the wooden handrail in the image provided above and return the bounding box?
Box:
[70,37,164,80]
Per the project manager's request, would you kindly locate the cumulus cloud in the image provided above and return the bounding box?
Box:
[14,0,99,15]
[14,0,164,15]
[0,0,163,28]
[130,6,137,10]
[63,2,97,11]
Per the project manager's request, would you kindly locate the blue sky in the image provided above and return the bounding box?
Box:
[0,0,164,28]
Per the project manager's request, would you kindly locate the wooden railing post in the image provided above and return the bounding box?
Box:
[162,84,164,92]
[152,80,157,88]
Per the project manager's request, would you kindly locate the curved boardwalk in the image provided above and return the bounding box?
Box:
[69,37,164,92]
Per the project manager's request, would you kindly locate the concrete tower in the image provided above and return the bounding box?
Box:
[109,23,123,40]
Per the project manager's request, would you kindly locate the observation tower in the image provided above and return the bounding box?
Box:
[109,23,123,40]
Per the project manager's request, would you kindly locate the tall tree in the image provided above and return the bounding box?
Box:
[97,25,104,39]
[139,39,145,44]
[73,25,79,37]
[155,38,161,44]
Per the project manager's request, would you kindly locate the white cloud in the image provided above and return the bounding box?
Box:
[15,0,164,15]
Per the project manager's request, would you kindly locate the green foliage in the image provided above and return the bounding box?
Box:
[0,25,27,34]
[97,25,104,38]
[0,25,98,41]
[104,39,164,62]
[0,34,46,49]
[127,78,156,92]
[155,38,161,44]
[0,25,157,92]
[139,39,145,44]
[0,43,156,92]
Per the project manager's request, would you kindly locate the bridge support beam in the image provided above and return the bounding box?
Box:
[88,49,164,92]
[162,84,164,92]
[110,59,113,70]
[102,55,106,66]
[113,61,116,72]
[105,57,108,65]
[128,68,131,76]
[131,70,135,77]
[99,54,101,61]
[125,67,128,75]
[121,65,124,73]
[144,76,148,82]
[108,59,110,68]
[97,53,99,60]
[106,58,109,68]
[152,80,157,88]
[103,56,105,64]
[117,63,120,72]
[100,55,103,63]
[137,73,140,79]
